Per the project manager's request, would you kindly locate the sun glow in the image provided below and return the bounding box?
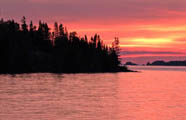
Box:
[132,38,172,44]
[119,37,174,49]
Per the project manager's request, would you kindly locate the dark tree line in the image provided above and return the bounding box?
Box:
[0,17,129,74]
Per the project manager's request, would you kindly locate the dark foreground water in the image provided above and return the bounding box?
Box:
[0,66,186,120]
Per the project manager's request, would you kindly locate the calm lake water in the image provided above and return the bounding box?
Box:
[0,66,186,120]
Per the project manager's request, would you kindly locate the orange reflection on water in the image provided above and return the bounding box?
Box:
[117,67,186,120]
[0,67,186,120]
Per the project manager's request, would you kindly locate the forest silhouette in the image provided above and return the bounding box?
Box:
[0,17,129,74]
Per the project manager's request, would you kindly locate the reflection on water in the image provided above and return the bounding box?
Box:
[127,65,186,71]
[0,66,186,120]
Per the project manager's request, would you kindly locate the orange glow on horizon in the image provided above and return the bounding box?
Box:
[46,17,186,63]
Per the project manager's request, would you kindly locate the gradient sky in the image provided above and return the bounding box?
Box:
[1,0,186,64]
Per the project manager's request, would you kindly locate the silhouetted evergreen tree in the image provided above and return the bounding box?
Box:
[0,17,129,74]
[54,22,59,38]
[21,16,28,32]
[59,24,65,37]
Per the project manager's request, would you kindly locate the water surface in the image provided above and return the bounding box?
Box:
[0,66,186,120]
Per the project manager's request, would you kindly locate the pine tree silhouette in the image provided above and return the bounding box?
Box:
[0,17,129,74]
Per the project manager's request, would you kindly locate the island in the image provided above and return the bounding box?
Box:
[0,17,131,74]
[147,60,186,66]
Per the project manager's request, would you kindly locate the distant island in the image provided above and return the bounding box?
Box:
[0,17,131,74]
[125,62,138,66]
[147,60,186,66]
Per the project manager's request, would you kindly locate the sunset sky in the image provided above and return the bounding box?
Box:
[1,0,186,64]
